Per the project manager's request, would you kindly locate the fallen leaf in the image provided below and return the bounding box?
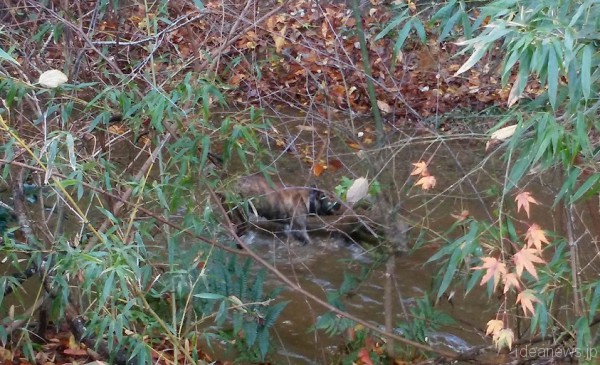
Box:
[507,81,522,107]
[63,348,88,356]
[39,69,68,88]
[490,125,517,141]
[328,159,343,170]
[347,141,362,150]
[313,163,326,177]
[296,125,317,132]
[376,100,391,114]
[451,210,470,222]
[346,177,369,204]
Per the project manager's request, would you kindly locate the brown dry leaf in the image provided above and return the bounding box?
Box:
[347,141,362,150]
[490,124,517,141]
[415,175,436,190]
[358,348,373,365]
[410,161,428,176]
[493,328,515,351]
[266,16,275,31]
[376,99,391,114]
[321,20,328,38]
[474,257,506,291]
[485,319,504,336]
[313,163,326,177]
[296,125,317,132]
[516,289,539,316]
[272,26,287,54]
[451,210,470,222]
[525,224,549,251]
[63,348,88,356]
[515,191,539,218]
[328,159,343,170]
[486,124,518,150]
[448,64,461,72]
[513,247,546,279]
[0,346,12,361]
[507,81,522,107]
[503,272,521,293]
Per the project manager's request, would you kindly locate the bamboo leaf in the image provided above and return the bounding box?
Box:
[455,44,488,76]
[507,157,531,192]
[66,133,76,171]
[0,48,19,65]
[98,271,115,308]
[570,173,600,203]
[547,48,558,110]
[575,316,591,351]
[375,11,408,40]
[392,19,414,54]
[194,292,226,300]
[581,44,592,101]
[413,18,426,43]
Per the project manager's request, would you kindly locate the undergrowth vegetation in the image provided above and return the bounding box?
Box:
[0,0,599,364]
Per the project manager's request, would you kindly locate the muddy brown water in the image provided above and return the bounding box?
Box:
[1,114,598,364]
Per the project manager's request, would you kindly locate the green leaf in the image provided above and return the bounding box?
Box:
[574,316,591,350]
[570,173,600,203]
[438,9,462,42]
[243,320,258,347]
[413,18,426,43]
[56,179,80,188]
[436,248,460,300]
[264,301,288,329]
[581,44,592,101]
[257,327,269,360]
[194,292,225,300]
[98,271,115,308]
[431,0,456,21]
[0,48,19,65]
[375,10,408,41]
[546,47,559,110]
[506,153,531,192]
[590,282,600,322]
[465,268,484,295]
[455,43,489,76]
[215,299,228,326]
[392,19,414,55]
[569,1,590,27]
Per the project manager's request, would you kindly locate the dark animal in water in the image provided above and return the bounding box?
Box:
[208,153,341,245]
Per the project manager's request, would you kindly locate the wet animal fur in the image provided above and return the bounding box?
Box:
[209,153,340,244]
